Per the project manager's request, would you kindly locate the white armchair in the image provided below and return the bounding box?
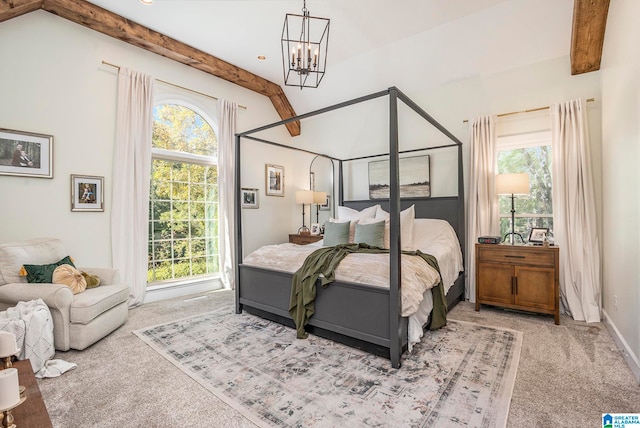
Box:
[0,238,129,351]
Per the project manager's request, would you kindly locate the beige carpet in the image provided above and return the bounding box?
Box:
[36,289,640,427]
[134,306,522,427]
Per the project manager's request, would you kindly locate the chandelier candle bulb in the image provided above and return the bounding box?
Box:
[0,368,19,410]
[0,332,18,358]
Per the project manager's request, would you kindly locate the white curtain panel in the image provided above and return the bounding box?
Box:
[466,115,499,302]
[111,68,154,307]
[551,98,601,322]
[217,99,238,289]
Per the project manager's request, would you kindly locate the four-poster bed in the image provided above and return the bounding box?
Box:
[234,87,465,368]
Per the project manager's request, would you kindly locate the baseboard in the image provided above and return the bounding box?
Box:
[602,309,640,384]
[143,277,223,304]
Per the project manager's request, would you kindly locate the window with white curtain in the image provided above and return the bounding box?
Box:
[496,131,553,241]
[148,103,219,285]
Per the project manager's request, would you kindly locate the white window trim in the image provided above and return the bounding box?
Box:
[497,130,551,150]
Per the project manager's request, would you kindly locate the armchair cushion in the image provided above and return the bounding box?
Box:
[0,238,69,286]
[52,265,87,294]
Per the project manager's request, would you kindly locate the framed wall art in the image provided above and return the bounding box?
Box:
[0,128,53,178]
[265,164,285,197]
[241,188,259,208]
[319,194,331,211]
[71,174,104,212]
[368,155,430,199]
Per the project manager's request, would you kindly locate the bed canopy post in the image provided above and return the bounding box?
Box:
[388,87,402,369]
[338,160,344,205]
[235,133,243,314]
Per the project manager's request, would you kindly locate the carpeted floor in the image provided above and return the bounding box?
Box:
[37,289,639,427]
[133,307,521,427]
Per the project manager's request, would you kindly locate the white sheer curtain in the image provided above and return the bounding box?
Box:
[111,68,154,307]
[551,98,601,322]
[466,115,499,302]
[217,99,238,289]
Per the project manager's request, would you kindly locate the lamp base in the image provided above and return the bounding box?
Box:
[503,232,525,245]
[298,226,311,236]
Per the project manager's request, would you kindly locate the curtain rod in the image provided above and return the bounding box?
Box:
[462,97,595,123]
[101,60,247,110]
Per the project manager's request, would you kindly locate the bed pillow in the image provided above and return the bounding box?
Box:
[335,205,379,243]
[354,220,386,248]
[323,221,350,246]
[21,255,76,284]
[374,205,415,250]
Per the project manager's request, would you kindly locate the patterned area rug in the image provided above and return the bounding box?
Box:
[134,306,522,428]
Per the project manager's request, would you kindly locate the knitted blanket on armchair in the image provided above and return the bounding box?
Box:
[0,299,76,378]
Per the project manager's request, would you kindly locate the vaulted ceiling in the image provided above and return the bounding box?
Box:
[1,0,609,137]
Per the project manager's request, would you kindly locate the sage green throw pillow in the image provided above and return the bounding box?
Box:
[354,220,386,248]
[323,221,350,246]
[23,256,76,283]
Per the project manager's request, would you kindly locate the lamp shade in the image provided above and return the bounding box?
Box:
[295,190,314,204]
[313,191,327,204]
[496,173,529,195]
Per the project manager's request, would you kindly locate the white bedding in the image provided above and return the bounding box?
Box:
[242,218,463,348]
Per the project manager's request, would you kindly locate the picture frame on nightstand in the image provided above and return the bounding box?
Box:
[528,227,549,244]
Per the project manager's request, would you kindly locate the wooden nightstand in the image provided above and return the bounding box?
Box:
[289,234,323,245]
[475,243,560,324]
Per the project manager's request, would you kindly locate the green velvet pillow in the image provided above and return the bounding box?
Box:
[354,221,386,248]
[323,221,350,246]
[23,256,76,283]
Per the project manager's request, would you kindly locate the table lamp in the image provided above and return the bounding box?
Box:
[295,190,315,235]
[313,191,327,223]
[496,173,529,244]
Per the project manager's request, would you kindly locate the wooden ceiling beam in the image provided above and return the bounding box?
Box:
[0,0,43,23]
[571,0,610,75]
[1,0,300,136]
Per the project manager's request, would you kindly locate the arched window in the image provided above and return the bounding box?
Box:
[148,103,218,284]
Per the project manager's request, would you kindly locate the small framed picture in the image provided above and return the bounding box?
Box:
[0,128,53,178]
[71,174,104,212]
[310,223,321,235]
[241,188,259,209]
[265,164,284,196]
[528,227,549,244]
[319,194,331,211]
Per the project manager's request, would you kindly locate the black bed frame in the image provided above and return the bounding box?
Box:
[234,87,465,368]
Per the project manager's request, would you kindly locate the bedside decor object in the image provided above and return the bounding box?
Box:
[295,190,314,234]
[265,164,285,196]
[528,227,549,245]
[478,236,502,244]
[71,174,104,212]
[496,173,529,244]
[0,332,18,369]
[310,223,321,235]
[281,0,330,89]
[241,188,259,209]
[0,128,53,179]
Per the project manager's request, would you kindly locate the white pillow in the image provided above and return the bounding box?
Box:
[373,205,415,250]
[335,205,379,243]
[337,205,379,221]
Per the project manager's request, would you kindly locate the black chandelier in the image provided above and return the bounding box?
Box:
[281,0,330,89]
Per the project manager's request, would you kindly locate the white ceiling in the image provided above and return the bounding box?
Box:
[84,0,574,114]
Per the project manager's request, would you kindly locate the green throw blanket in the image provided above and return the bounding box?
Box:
[288,243,447,339]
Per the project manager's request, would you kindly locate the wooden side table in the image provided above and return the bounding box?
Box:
[289,234,323,245]
[9,359,52,428]
[475,243,560,324]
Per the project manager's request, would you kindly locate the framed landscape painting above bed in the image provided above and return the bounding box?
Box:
[368,155,430,199]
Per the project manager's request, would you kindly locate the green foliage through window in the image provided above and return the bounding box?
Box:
[148,104,219,284]
[497,134,553,243]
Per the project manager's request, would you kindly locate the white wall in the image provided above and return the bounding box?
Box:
[0,11,298,268]
[600,0,640,381]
